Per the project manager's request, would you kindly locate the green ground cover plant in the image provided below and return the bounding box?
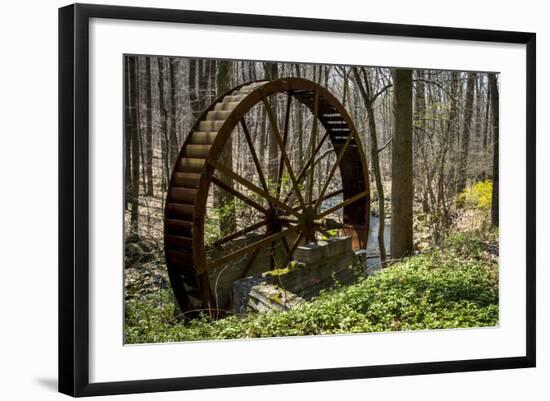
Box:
[125,231,498,344]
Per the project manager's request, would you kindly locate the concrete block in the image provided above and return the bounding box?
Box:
[233,236,362,314]
[294,236,353,264]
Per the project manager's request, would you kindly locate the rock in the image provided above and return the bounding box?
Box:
[124,237,169,297]
[125,238,160,267]
[354,249,368,272]
[232,276,264,314]
[247,283,305,313]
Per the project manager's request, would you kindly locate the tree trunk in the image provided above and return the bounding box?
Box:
[188,59,201,121]
[199,59,211,111]
[144,57,154,195]
[157,58,170,190]
[124,59,132,210]
[352,67,387,263]
[489,73,499,227]
[414,70,430,213]
[482,78,491,176]
[263,62,279,184]
[391,69,414,259]
[126,56,140,233]
[136,58,147,195]
[215,60,236,234]
[456,72,477,193]
[168,58,179,167]
[447,71,461,196]
[294,64,304,173]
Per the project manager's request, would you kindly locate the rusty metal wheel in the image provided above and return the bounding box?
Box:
[164,78,370,314]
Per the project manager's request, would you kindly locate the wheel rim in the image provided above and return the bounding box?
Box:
[164,78,370,314]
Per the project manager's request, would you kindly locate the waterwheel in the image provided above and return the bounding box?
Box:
[164,78,370,315]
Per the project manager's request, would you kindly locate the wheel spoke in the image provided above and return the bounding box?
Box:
[282,232,304,268]
[261,93,306,209]
[206,226,299,270]
[211,219,269,248]
[283,131,330,205]
[307,88,319,205]
[240,118,271,198]
[242,246,262,278]
[276,94,292,199]
[314,131,355,212]
[209,160,300,218]
[212,176,268,215]
[293,188,344,211]
[317,190,369,219]
[281,236,291,254]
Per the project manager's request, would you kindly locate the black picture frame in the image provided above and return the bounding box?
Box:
[58,3,536,397]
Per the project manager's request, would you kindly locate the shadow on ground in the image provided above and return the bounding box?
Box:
[35,377,57,392]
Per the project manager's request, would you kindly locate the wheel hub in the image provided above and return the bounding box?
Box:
[266,206,284,234]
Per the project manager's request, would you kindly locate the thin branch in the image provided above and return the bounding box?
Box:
[377,138,392,153]
[369,84,393,105]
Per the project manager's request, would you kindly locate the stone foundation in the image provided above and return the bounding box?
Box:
[232,236,363,314]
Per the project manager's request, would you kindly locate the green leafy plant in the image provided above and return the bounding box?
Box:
[125,233,498,343]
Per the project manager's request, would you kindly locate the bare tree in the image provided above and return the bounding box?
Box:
[126,56,140,233]
[168,58,179,166]
[124,62,132,210]
[353,67,387,263]
[489,73,499,227]
[157,58,170,189]
[293,64,304,173]
[263,62,279,184]
[391,69,413,258]
[144,57,154,195]
[215,60,236,234]
[456,72,477,193]
[188,59,201,121]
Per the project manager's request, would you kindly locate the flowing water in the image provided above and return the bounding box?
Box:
[321,194,391,272]
[365,215,391,271]
[367,215,391,254]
